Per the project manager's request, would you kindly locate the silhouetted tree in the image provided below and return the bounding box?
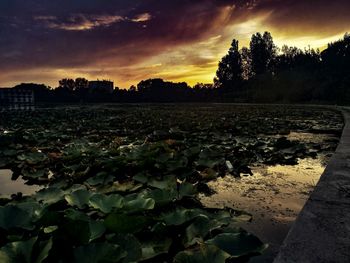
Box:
[249,32,277,75]
[275,46,303,70]
[322,33,350,68]
[58,78,76,92]
[215,39,243,90]
[240,47,253,80]
[320,33,350,103]
[193,83,213,90]
[129,85,137,92]
[8,32,350,105]
[75,78,89,93]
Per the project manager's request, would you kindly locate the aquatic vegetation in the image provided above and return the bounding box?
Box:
[0,105,342,262]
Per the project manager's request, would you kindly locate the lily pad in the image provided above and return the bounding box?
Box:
[0,237,52,263]
[104,214,151,234]
[34,188,66,205]
[73,243,126,263]
[107,234,142,263]
[174,244,230,263]
[0,205,33,230]
[141,238,172,261]
[89,193,124,213]
[17,152,47,165]
[65,189,92,209]
[161,208,202,226]
[206,231,267,258]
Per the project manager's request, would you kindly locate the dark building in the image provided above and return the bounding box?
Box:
[88,80,114,94]
[0,88,35,111]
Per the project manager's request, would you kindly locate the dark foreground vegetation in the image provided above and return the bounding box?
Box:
[0,105,342,262]
[10,32,350,105]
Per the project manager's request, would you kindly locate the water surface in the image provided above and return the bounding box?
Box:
[0,169,41,196]
[201,149,330,262]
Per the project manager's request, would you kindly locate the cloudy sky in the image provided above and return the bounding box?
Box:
[0,0,349,88]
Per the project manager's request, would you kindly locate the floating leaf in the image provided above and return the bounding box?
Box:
[183,215,221,248]
[104,214,151,234]
[145,188,176,206]
[0,237,52,263]
[17,152,47,165]
[179,182,197,198]
[165,156,188,172]
[174,244,230,263]
[73,243,126,263]
[43,226,58,234]
[89,193,124,213]
[0,205,33,230]
[134,174,177,190]
[141,238,172,261]
[89,221,106,242]
[107,234,142,263]
[65,189,92,209]
[206,231,267,258]
[35,238,53,263]
[22,169,46,179]
[0,237,36,263]
[161,208,201,226]
[98,181,143,194]
[61,219,91,245]
[16,201,45,217]
[35,188,66,205]
[3,149,17,157]
[86,173,114,186]
[124,197,155,212]
[64,208,90,222]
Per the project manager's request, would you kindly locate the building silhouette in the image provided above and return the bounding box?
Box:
[0,88,35,111]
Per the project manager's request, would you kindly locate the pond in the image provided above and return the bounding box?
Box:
[0,105,343,262]
[200,130,337,262]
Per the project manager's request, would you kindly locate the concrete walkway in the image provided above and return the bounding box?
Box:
[274,108,350,263]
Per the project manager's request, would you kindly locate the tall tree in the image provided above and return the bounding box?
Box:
[321,33,350,104]
[58,78,76,91]
[321,33,350,70]
[75,78,89,93]
[215,39,243,90]
[249,32,277,76]
[240,47,253,80]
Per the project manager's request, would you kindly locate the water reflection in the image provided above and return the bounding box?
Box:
[200,157,327,262]
[0,169,41,196]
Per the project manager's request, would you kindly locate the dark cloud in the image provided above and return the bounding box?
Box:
[0,0,239,72]
[0,0,349,87]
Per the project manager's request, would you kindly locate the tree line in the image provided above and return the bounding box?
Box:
[11,32,350,104]
[13,78,218,103]
[215,32,350,104]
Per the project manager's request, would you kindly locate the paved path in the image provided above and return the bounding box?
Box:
[274,107,350,263]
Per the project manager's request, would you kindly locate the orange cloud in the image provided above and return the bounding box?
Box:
[1,0,350,88]
[35,14,124,31]
[131,13,152,23]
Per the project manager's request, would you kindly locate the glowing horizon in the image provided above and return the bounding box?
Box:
[0,0,349,89]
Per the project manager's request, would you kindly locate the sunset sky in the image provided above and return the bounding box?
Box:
[0,0,349,88]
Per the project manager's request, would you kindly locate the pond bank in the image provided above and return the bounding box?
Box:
[275,108,350,263]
